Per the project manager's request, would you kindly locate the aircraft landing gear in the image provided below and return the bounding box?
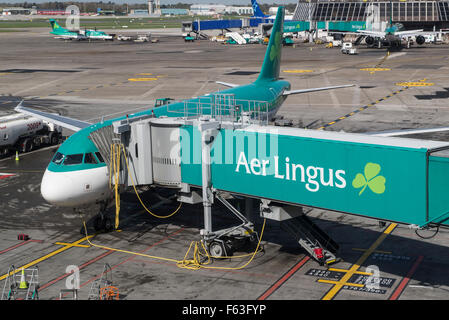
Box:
[94,200,114,232]
[79,201,114,234]
[93,213,114,232]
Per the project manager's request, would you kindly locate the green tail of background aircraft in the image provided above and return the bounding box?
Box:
[49,19,113,41]
[18,7,354,212]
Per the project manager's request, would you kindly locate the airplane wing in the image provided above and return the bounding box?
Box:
[216,81,239,88]
[283,84,355,96]
[369,126,449,137]
[395,29,424,36]
[15,101,91,132]
[356,30,386,37]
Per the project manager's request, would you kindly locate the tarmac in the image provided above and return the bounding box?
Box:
[1,28,449,302]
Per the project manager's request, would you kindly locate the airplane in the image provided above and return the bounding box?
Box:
[356,18,428,49]
[17,7,355,230]
[348,3,448,49]
[251,0,293,21]
[84,28,114,41]
[49,19,114,41]
[49,19,87,40]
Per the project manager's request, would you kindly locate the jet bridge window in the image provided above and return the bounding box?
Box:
[52,152,65,165]
[84,153,98,164]
[63,154,83,165]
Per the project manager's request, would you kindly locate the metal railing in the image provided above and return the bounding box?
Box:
[166,94,270,125]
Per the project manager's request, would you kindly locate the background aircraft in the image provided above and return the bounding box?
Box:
[49,19,113,41]
[351,2,447,49]
[356,18,427,49]
[251,0,293,20]
[49,19,87,40]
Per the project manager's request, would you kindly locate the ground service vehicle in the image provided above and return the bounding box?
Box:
[0,113,62,155]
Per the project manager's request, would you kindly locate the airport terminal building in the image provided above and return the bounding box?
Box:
[293,0,449,29]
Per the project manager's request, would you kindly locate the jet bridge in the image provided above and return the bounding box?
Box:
[88,95,449,264]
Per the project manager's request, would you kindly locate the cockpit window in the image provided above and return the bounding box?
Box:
[84,153,98,164]
[95,152,105,163]
[63,154,83,165]
[52,152,65,165]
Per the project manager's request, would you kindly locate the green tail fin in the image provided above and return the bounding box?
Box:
[256,7,285,83]
[49,19,61,31]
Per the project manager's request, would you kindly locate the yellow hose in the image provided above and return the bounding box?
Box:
[80,217,266,271]
[119,143,182,219]
[99,142,265,271]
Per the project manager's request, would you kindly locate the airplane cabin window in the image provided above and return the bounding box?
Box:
[95,152,105,163]
[84,152,98,164]
[63,154,83,165]
[52,152,65,164]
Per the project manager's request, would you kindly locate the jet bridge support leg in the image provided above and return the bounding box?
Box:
[196,118,259,257]
[198,118,218,241]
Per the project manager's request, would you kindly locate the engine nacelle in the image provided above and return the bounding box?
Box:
[365,36,374,45]
[416,35,425,45]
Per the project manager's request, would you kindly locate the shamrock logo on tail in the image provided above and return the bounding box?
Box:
[269,32,281,62]
[352,162,386,195]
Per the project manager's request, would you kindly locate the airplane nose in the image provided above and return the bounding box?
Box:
[41,169,75,207]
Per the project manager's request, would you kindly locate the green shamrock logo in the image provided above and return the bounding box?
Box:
[269,32,281,61]
[352,162,386,195]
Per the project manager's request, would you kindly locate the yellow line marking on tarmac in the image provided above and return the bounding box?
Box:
[360,68,391,72]
[283,70,314,73]
[54,242,90,248]
[328,268,373,276]
[352,248,392,254]
[0,235,93,281]
[396,81,434,87]
[128,77,158,82]
[318,279,365,288]
[321,223,397,300]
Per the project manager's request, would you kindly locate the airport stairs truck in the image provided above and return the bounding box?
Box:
[225,32,247,45]
[0,111,62,155]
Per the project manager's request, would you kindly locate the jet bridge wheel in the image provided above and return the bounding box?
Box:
[208,240,233,258]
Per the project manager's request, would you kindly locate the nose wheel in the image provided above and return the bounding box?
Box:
[79,201,114,234]
[93,214,114,232]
